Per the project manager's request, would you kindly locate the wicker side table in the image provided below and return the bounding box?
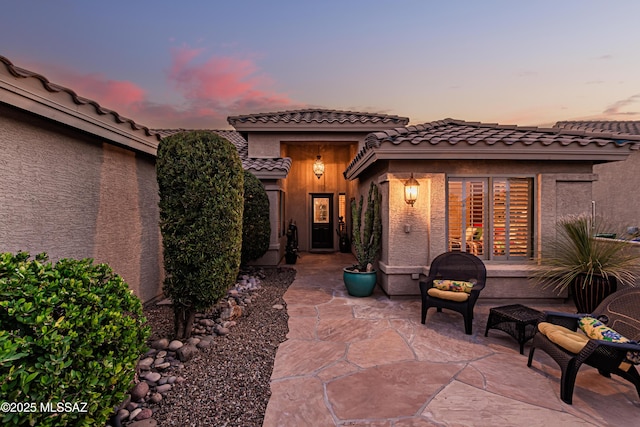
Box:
[484,304,542,354]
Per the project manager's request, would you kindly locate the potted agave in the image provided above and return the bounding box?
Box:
[343,182,382,297]
[530,214,640,313]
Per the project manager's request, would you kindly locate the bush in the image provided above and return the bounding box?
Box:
[0,252,149,427]
[241,170,271,265]
[157,131,244,339]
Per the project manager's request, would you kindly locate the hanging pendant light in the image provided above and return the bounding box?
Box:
[313,155,325,179]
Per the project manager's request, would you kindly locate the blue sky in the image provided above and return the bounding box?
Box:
[2,1,639,129]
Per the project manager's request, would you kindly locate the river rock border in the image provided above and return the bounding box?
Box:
[109,271,277,427]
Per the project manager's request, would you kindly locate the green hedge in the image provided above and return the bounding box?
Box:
[0,252,149,426]
[241,170,271,265]
[157,131,244,338]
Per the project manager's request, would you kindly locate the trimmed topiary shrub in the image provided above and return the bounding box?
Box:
[241,170,271,266]
[157,131,244,339]
[0,252,149,427]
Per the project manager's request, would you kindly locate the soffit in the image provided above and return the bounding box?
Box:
[156,129,292,178]
[0,55,160,156]
[344,118,640,180]
[228,108,410,132]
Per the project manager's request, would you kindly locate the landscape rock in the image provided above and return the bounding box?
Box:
[177,344,199,362]
[129,408,142,421]
[137,357,154,370]
[150,338,169,350]
[128,419,158,427]
[168,340,184,351]
[129,381,149,402]
[144,372,161,383]
[216,326,230,336]
[156,383,172,394]
[135,408,153,421]
[116,408,129,422]
[196,340,212,349]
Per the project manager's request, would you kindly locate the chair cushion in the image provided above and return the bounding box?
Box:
[433,279,475,294]
[538,322,589,354]
[578,317,640,364]
[427,288,470,302]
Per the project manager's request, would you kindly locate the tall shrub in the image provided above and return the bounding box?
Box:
[157,131,244,339]
[241,170,271,266]
[0,252,148,427]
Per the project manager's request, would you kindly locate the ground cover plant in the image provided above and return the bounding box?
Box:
[0,252,148,426]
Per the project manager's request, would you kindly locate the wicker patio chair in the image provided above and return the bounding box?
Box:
[527,287,640,404]
[419,251,487,335]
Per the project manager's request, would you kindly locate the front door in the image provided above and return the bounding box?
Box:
[311,193,333,249]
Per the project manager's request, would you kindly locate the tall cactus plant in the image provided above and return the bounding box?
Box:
[351,181,382,271]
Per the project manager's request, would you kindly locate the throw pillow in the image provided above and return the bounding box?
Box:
[433,279,475,294]
[578,317,640,365]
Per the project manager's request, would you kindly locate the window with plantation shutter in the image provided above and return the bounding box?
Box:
[448,177,533,260]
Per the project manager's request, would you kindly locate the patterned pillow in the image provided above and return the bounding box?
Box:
[433,279,475,294]
[578,317,640,365]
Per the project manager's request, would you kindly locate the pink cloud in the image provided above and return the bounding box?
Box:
[603,94,640,116]
[71,74,146,110]
[13,48,298,129]
[167,46,293,108]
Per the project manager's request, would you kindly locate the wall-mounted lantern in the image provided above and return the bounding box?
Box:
[404,173,419,206]
[313,155,325,179]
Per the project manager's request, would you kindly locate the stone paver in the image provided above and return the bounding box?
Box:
[264,252,640,427]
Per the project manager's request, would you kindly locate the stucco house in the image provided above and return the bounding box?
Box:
[226,114,640,299]
[0,55,164,303]
[4,53,640,304]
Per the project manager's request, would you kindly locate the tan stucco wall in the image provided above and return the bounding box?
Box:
[593,153,640,233]
[0,104,163,303]
[372,159,597,300]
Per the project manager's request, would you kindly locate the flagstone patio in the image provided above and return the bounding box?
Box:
[263,252,640,426]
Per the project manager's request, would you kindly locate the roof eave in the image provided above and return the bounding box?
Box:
[344,146,635,179]
[230,123,407,133]
[247,169,289,180]
[0,70,159,156]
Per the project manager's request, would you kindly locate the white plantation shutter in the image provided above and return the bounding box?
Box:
[448,177,532,260]
[505,178,532,258]
[448,179,486,255]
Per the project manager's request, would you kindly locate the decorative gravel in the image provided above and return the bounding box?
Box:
[140,267,295,427]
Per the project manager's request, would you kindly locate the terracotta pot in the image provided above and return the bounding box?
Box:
[570,274,617,313]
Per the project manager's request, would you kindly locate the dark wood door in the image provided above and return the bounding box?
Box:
[311,194,333,249]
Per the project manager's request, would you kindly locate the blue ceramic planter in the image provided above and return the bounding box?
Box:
[343,268,377,297]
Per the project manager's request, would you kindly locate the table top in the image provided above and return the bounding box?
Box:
[489,303,542,322]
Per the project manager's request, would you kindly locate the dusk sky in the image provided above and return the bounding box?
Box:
[2,1,640,130]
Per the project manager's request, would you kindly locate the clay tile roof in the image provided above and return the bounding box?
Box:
[0,55,161,143]
[555,120,640,135]
[154,129,292,175]
[228,108,409,129]
[345,118,640,179]
[363,118,639,149]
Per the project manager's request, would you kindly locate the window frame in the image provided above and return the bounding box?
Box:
[446,175,535,261]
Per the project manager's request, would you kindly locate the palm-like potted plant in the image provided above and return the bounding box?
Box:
[343,182,382,297]
[530,214,640,312]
